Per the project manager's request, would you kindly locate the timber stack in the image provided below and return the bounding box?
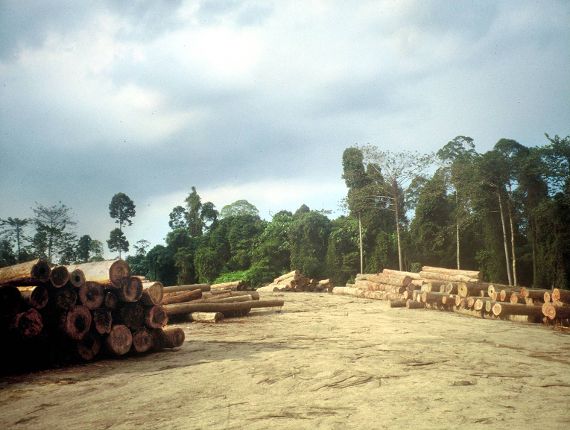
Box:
[331,265,570,330]
[257,270,333,292]
[162,282,284,322]
[0,259,183,372]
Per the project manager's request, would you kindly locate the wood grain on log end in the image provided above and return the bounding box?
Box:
[79,282,105,310]
[61,305,92,340]
[68,269,85,288]
[106,324,132,356]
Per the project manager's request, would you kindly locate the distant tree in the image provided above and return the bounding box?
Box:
[89,240,104,261]
[168,206,187,230]
[185,187,203,237]
[201,202,218,230]
[289,210,331,278]
[0,217,29,262]
[0,239,16,267]
[109,193,136,232]
[107,228,129,258]
[134,239,151,256]
[194,247,222,283]
[32,202,76,262]
[220,200,259,218]
[294,204,310,217]
[146,245,176,284]
[76,235,93,263]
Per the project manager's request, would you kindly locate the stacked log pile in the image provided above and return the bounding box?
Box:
[257,270,333,292]
[332,266,570,329]
[163,283,284,322]
[0,259,184,372]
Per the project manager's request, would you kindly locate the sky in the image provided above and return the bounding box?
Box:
[0,0,569,256]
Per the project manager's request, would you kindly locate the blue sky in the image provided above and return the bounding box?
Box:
[1,0,569,255]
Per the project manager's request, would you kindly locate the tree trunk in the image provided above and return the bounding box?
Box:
[507,192,518,286]
[542,303,570,320]
[491,302,543,318]
[132,328,154,353]
[144,305,168,329]
[0,259,51,286]
[18,285,49,310]
[164,299,284,317]
[497,191,513,285]
[406,299,424,309]
[140,281,164,306]
[274,271,300,283]
[105,324,132,356]
[162,289,202,305]
[92,309,113,335]
[49,266,70,288]
[60,305,92,340]
[389,300,406,308]
[52,286,78,311]
[189,312,224,323]
[152,327,185,349]
[163,284,211,294]
[358,213,364,274]
[117,303,145,329]
[456,191,460,270]
[118,276,143,303]
[76,332,101,361]
[78,282,105,310]
[104,289,119,310]
[394,191,403,271]
[66,260,130,288]
[457,282,488,298]
[552,288,570,304]
[68,269,86,289]
[12,308,43,338]
[211,281,245,291]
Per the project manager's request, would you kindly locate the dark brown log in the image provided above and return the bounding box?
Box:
[201,295,253,304]
[0,286,22,319]
[52,286,78,311]
[542,303,570,320]
[104,289,119,310]
[457,282,488,298]
[49,265,69,288]
[140,281,164,306]
[12,308,43,338]
[78,282,105,310]
[76,332,101,361]
[18,285,49,309]
[492,302,543,319]
[105,324,132,356]
[454,295,463,307]
[406,299,424,309]
[510,292,524,304]
[204,290,260,300]
[520,288,549,300]
[0,259,51,286]
[132,328,154,353]
[118,276,143,302]
[60,305,92,340]
[163,284,211,294]
[552,288,570,304]
[389,300,406,308]
[118,303,145,329]
[68,269,85,288]
[66,260,130,288]
[152,327,185,349]
[189,312,224,322]
[92,309,112,334]
[145,305,168,329]
[164,299,284,316]
[162,289,202,305]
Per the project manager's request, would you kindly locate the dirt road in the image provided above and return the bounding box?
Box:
[1,292,569,429]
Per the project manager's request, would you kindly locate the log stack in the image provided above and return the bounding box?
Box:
[332,265,569,330]
[258,270,332,292]
[0,259,182,372]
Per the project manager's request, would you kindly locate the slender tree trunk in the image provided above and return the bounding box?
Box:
[16,225,22,262]
[507,194,518,286]
[455,191,460,270]
[358,213,363,274]
[497,191,513,285]
[394,190,403,271]
[531,217,537,287]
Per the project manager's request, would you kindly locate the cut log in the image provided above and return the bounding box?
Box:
[0,286,22,318]
[542,303,570,320]
[520,288,549,300]
[189,312,224,322]
[486,283,512,297]
[145,305,168,329]
[274,270,300,283]
[79,282,105,310]
[419,271,478,283]
[118,276,143,302]
[163,284,211,294]
[52,286,78,311]
[474,298,493,312]
[201,295,253,303]
[66,260,130,288]
[510,292,524,304]
[389,300,406,308]
[203,290,260,300]
[49,266,69,288]
[162,289,202,305]
[104,290,119,310]
[544,291,551,303]
[406,299,424,309]
[18,285,49,310]
[421,266,480,279]
[457,282,488,298]
[552,288,570,304]
[152,327,185,349]
[92,309,113,335]
[140,281,164,306]
[426,281,447,292]
[12,308,43,338]
[76,331,101,361]
[164,299,284,316]
[132,328,154,353]
[453,307,484,318]
[117,303,145,329]
[68,269,85,288]
[60,305,92,340]
[211,281,245,291]
[105,324,132,356]
[382,269,422,280]
[0,259,51,286]
[491,303,543,319]
[439,283,457,294]
[466,297,476,309]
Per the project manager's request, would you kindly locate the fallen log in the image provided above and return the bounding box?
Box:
[105,324,132,356]
[164,299,284,316]
[92,309,113,335]
[49,266,70,288]
[11,308,43,338]
[406,299,424,309]
[419,271,478,283]
[491,303,543,319]
[211,281,245,291]
[76,332,101,361]
[0,259,51,286]
[542,303,570,320]
[117,303,145,329]
[274,270,300,283]
[189,312,224,323]
[204,290,260,300]
[389,300,406,308]
[104,289,119,310]
[422,266,480,279]
[520,288,550,300]
[68,269,86,288]
[79,282,105,310]
[163,284,211,294]
[499,288,524,302]
[162,289,202,305]
[382,269,422,280]
[140,281,164,306]
[132,328,154,353]
[66,260,130,288]
[457,282,487,298]
[145,305,168,329]
[552,288,570,304]
[18,285,49,310]
[152,327,185,349]
[118,276,143,302]
[52,286,78,311]
[60,305,92,340]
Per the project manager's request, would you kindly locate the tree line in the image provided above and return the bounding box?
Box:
[1,133,568,290]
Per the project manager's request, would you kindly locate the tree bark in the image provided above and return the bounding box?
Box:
[140,281,164,306]
[211,281,245,291]
[118,276,143,303]
[0,259,51,286]
[164,299,284,316]
[162,289,202,305]
[51,286,78,311]
[79,282,105,310]
[389,300,406,308]
[60,305,92,340]
[92,309,113,335]
[497,191,513,285]
[104,289,119,310]
[163,284,211,294]
[152,327,185,349]
[491,302,543,318]
[105,324,132,356]
[66,260,130,288]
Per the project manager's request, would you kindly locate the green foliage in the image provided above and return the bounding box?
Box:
[214,261,277,289]
[0,239,17,268]
[185,186,203,238]
[289,210,331,278]
[194,247,222,283]
[146,245,176,284]
[0,217,29,262]
[109,193,136,230]
[220,200,259,218]
[168,206,187,230]
[32,202,77,263]
[107,228,129,258]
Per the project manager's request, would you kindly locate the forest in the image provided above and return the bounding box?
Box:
[1,133,569,290]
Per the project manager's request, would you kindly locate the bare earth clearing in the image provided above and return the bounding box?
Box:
[1,292,569,429]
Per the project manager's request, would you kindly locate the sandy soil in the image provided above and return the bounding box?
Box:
[1,292,570,429]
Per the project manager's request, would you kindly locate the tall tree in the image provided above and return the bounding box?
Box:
[0,217,29,262]
[109,193,136,232]
[168,206,187,230]
[107,228,129,258]
[220,200,259,218]
[185,187,203,238]
[32,202,76,262]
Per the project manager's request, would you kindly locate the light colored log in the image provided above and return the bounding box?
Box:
[389,300,406,308]
[106,324,132,356]
[189,312,224,323]
[211,281,245,291]
[140,281,164,306]
[66,260,130,288]
[164,299,284,316]
[552,288,570,304]
[382,269,422,280]
[421,266,480,279]
[163,284,211,293]
[0,259,51,286]
[52,286,78,310]
[274,270,300,283]
[162,289,202,305]
[419,271,478,283]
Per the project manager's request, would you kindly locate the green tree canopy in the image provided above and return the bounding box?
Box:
[220,200,259,218]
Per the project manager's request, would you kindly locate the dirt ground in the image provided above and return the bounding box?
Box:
[1,292,570,430]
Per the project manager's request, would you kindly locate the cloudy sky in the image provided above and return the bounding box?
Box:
[0,0,569,255]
